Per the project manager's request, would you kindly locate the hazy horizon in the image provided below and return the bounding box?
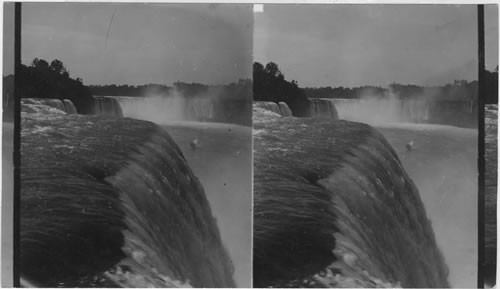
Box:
[21,3,253,86]
[255,4,498,88]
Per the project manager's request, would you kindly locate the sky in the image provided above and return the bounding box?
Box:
[3,4,498,87]
[254,4,498,88]
[20,3,253,86]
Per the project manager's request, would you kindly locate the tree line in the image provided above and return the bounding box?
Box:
[253,62,311,116]
[304,81,480,103]
[90,79,252,100]
[252,61,500,117]
[18,58,95,114]
[304,70,499,105]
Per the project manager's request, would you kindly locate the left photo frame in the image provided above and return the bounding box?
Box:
[3,3,253,287]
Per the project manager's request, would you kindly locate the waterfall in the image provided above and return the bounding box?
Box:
[254,101,293,117]
[63,99,77,114]
[254,101,282,116]
[92,96,124,118]
[330,97,475,128]
[21,98,78,114]
[114,95,215,124]
[20,113,235,287]
[278,102,293,117]
[253,117,449,287]
[309,98,338,119]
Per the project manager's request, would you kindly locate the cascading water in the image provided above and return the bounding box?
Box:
[98,93,252,286]
[253,117,450,288]
[63,99,77,114]
[21,98,78,114]
[329,97,475,128]
[278,102,293,117]
[20,112,235,287]
[329,98,429,124]
[115,95,214,124]
[254,101,286,116]
[92,96,124,118]
[253,99,338,119]
[309,98,338,119]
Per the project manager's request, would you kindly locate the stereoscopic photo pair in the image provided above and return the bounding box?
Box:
[1,2,498,288]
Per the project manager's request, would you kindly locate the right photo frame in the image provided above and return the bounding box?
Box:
[252,4,497,288]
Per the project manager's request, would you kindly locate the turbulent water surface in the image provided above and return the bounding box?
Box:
[114,97,252,287]
[322,97,478,287]
[253,116,449,287]
[485,104,498,287]
[162,122,252,287]
[20,112,235,287]
[376,123,477,288]
[325,97,479,287]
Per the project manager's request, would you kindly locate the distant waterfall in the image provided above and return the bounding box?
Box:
[92,96,124,117]
[329,98,429,124]
[309,99,338,119]
[253,101,293,117]
[330,98,475,128]
[278,102,293,117]
[21,98,78,114]
[115,95,214,124]
[254,101,282,116]
[254,100,338,119]
[62,99,77,114]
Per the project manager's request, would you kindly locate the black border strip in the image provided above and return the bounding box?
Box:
[477,4,485,289]
[13,2,21,287]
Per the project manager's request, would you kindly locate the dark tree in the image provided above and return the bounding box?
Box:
[19,58,95,114]
[264,62,282,78]
[31,58,49,70]
[49,59,67,75]
[253,61,311,116]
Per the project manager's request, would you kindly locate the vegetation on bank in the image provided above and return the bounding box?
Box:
[89,84,172,97]
[89,79,252,101]
[8,58,253,125]
[304,69,499,105]
[18,58,95,114]
[254,61,498,113]
[304,81,479,103]
[253,62,311,117]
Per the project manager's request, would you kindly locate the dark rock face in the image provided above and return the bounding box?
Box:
[21,113,234,287]
[92,96,124,118]
[253,117,449,288]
